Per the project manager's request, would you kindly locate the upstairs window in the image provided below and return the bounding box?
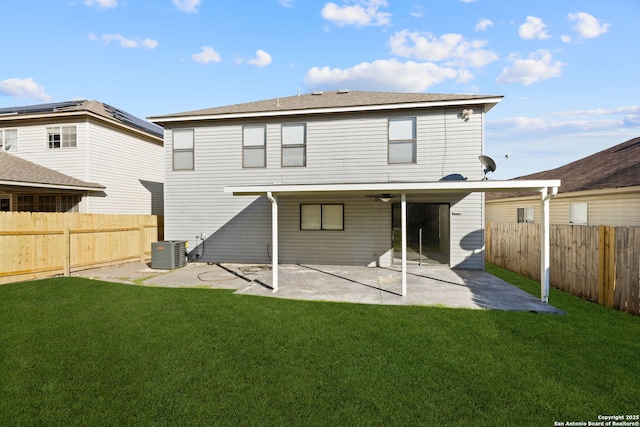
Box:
[47,126,76,149]
[243,125,266,168]
[282,123,306,167]
[172,129,194,170]
[1,129,18,151]
[388,117,416,164]
[517,207,534,223]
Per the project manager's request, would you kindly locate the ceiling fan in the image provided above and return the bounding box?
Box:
[363,193,397,202]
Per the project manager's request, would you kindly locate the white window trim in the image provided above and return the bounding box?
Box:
[281,123,306,167]
[243,125,266,168]
[172,129,195,171]
[569,202,588,225]
[388,117,417,164]
[46,125,77,149]
[1,129,18,152]
[517,206,535,223]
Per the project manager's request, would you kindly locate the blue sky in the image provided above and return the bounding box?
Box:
[1,0,638,178]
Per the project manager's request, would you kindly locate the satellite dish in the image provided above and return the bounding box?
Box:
[479,155,497,180]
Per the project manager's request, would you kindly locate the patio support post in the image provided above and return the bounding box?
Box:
[401,193,407,297]
[267,192,278,293]
[540,186,557,303]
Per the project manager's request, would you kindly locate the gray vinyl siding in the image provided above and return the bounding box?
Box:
[164,105,486,267]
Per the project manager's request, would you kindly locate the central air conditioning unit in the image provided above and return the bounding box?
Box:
[151,240,187,270]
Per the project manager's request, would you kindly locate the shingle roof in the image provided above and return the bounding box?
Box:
[486,136,640,200]
[0,151,104,190]
[0,100,163,138]
[151,90,503,119]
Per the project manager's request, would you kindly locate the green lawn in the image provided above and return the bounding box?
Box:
[1,265,639,426]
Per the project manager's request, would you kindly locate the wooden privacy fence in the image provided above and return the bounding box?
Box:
[486,221,640,316]
[0,212,160,285]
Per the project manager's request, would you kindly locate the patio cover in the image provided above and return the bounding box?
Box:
[225,179,561,303]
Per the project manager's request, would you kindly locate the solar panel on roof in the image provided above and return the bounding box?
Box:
[0,100,83,115]
[0,100,163,138]
[102,103,163,137]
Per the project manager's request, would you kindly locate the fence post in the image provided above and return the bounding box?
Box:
[64,227,70,276]
[139,224,145,262]
[485,222,491,263]
[598,226,616,307]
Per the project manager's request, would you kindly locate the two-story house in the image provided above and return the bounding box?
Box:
[150,91,559,298]
[0,100,164,214]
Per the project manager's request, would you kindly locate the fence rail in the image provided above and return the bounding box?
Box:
[0,212,160,285]
[486,221,640,316]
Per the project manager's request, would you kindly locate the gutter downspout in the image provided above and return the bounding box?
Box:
[267,192,278,293]
[540,186,558,303]
[401,193,407,297]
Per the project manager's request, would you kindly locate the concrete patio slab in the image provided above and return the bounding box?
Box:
[72,261,564,314]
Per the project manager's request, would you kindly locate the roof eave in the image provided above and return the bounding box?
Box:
[0,180,105,192]
[149,97,504,125]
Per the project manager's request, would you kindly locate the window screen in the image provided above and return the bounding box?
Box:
[243,125,266,168]
[282,123,306,167]
[388,117,416,164]
[300,204,344,231]
[173,129,194,170]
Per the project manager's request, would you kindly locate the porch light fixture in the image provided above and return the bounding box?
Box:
[379,195,391,203]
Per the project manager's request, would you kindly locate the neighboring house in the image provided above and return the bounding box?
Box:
[0,100,164,214]
[150,90,559,294]
[486,136,640,226]
[0,151,104,212]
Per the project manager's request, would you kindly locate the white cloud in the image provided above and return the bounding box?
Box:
[192,46,222,64]
[247,50,273,67]
[487,107,640,179]
[519,16,550,40]
[0,77,53,102]
[84,0,117,9]
[278,0,295,7]
[304,58,471,92]
[410,5,423,18]
[321,0,391,27]
[475,18,493,32]
[568,12,610,39]
[461,0,476,3]
[555,106,640,117]
[561,35,572,43]
[496,49,565,85]
[389,30,498,68]
[90,33,158,49]
[172,0,200,14]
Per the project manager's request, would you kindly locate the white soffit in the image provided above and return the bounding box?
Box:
[224,180,561,196]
